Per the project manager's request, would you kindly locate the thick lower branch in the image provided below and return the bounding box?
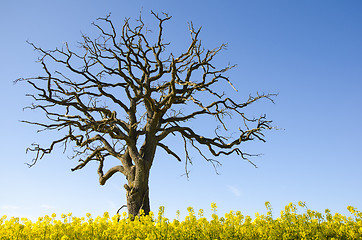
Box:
[98,165,125,185]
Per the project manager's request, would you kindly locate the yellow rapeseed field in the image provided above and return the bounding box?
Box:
[1,202,362,239]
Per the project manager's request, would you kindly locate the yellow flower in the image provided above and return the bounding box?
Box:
[298,201,306,208]
[103,212,110,219]
[347,206,355,214]
[211,202,217,212]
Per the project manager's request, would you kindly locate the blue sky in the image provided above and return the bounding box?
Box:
[1,0,361,221]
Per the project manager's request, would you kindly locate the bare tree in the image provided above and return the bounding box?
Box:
[17,11,276,217]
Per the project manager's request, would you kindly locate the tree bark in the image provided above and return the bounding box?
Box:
[126,186,150,218]
[124,164,151,218]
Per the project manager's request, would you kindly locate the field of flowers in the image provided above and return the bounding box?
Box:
[1,202,362,239]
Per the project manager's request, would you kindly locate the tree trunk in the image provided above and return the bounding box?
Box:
[126,185,150,218]
[124,147,154,218]
[124,164,151,218]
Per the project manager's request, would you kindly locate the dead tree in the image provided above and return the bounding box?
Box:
[17,11,276,217]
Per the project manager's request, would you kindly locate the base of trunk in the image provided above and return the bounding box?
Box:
[126,187,150,218]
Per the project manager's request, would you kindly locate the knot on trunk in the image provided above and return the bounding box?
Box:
[124,183,137,196]
[124,183,131,192]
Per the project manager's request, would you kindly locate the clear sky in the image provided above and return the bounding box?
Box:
[1,0,361,221]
